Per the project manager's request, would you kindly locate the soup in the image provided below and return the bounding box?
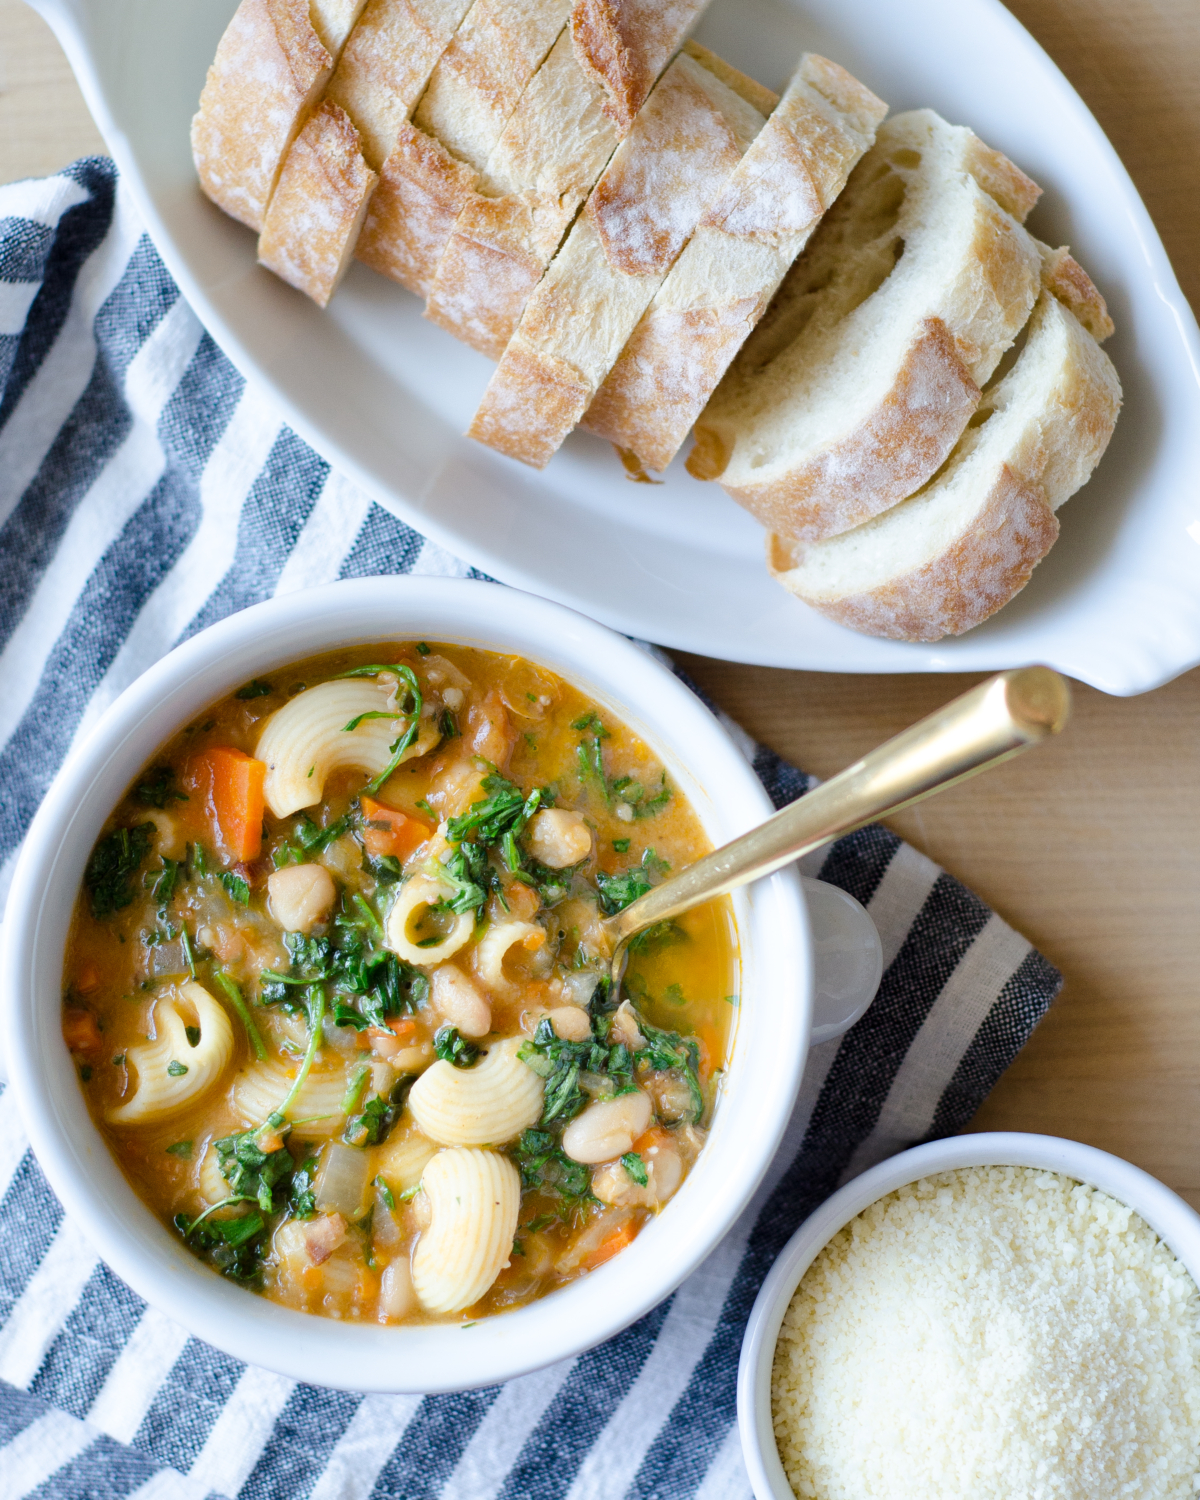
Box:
[63,643,737,1325]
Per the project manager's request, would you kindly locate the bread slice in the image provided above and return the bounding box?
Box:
[583,54,886,473]
[688,109,1044,544]
[423,7,711,358]
[356,0,570,295]
[767,277,1121,641]
[192,0,368,232]
[257,0,476,304]
[468,49,767,468]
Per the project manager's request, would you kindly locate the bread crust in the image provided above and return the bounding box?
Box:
[714,315,981,540]
[768,463,1059,641]
[356,121,478,295]
[258,101,379,305]
[768,288,1122,640]
[468,52,764,468]
[691,111,1043,543]
[584,54,885,472]
[571,0,709,132]
[1038,242,1115,341]
[191,0,333,232]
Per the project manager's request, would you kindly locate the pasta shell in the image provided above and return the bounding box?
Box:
[230,1058,350,1138]
[108,982,234,1125]
[412,1148,520,1314]
[373,1120,440,1192]
[256,679,440,818]
[473,919,546,999]
[384,874,475,965]
[408,1037,543,1147]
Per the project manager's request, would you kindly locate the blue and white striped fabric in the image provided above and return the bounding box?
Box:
[0,160,1062,1500]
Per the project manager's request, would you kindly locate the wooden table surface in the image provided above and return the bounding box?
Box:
[3,0,1199,1207]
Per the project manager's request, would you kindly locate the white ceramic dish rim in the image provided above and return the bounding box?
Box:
[1,575,813,1394]
[25,0,1200,694]
[737,1130,1200,1500]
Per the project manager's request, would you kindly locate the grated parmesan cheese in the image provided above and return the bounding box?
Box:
[771,1166,1200,1499]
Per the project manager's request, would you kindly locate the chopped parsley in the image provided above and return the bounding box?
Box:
[145,857,180,908]
[185,1024,201,1046]
[335,663,424,794]
[167,1060,188,1076]
[166,1141,192,1158]
[234,679,273,699]
[518,1017,632,1127]
[612,838,630,853]
[374,1175,396,1211]
[86,824,156,918]
[513,1129,593,1212]
[176,1207,268,1282]
[621,1152,648,1186]
[344,1079,411,1147]
[416,642,431,655]
[434,1026,480,1068]
[134,766,187,808]
[261,920,428,1033]
[220,871,250,905]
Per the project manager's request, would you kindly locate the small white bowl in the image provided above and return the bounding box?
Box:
[1,576,876,1394]
[738,1131,1200,1500]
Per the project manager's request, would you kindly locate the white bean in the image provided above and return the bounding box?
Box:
[591,1141,682,1208]
[526,808,592,868]
[547,1006,592,1042]
[267,863,336,933]
[561,1090,653,1164]
[378,1257,417,1321]
[430,965,492,1038]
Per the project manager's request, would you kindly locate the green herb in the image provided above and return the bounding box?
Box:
[185,1024,201,1046]
[188,842,209,879]
[518,1017,632,1127]
[397,1183,422,1204]
[167,1059,188,1077]
[214,1123,295,1213]
[511,1237,525,1255]
[612,838,630,853]
[416,642,431,655]
[438,709,460,739]
[86,824,156,918]
[289,1155,319,1219]
[635,1012,703,1123]
[166,1141,193,1159]
[621,1152,648,1186]
[571,713,609,735]
[446,773,529,845]
[416,798,435,818]
[221,871,250,905]
[112,1053,126,1067]
[175,1205,268,1282]
[374,1175,395,1211]
[212,971,268,1060]
[341,1063,370,1116]
[293,810,357,854]
[272,841,303,868]
[335,664,424,795]
[438,840,491,917]
[632,773,671,820]
[235,679,273,699]
[134,766,187,808]
[513,1129,593,1210]
[596,862,652,915]
[79,1064,93,1082]
[361,851,403,885]
[181,925,197,980]
[434,1025,480,1068]
[344,1079,412,1148]
[664,983,686,1007]
[725,994,739,1006]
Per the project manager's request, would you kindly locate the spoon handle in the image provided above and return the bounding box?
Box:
[605,666,1070,947]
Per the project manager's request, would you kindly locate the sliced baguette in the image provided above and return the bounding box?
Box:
[583,53,886,473]
[192,0,368,232]
[356,0,570,295]
[258,0,476,304]
[423,7,711,357]
[689,109,1044,543]
[768,279,1121,641]
[468,49,767,468]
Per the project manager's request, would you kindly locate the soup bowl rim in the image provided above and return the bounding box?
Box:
[2,575,812,1393]
[737,1129,1200,1500]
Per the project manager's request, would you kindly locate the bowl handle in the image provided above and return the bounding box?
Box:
[802,876,883,1043]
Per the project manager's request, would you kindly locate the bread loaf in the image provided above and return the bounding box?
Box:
[583,53,885,473]
[767,278,1121,640]
[423,3,709,357]
[688,110,1044,544]
[467,47,767,468]
[191,0,369,232]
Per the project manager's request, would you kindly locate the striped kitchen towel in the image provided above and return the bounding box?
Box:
[0,159,1062,1500]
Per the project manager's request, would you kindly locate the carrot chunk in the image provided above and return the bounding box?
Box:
[63,1008,101,1054]
[583,1219,638,1269]
[189,747,266,861]
[360,795,434,863]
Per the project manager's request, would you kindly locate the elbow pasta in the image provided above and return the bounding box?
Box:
[385,874,475,965]
[231,1059,349,1139]
[67,640,735,1327]
[408,1038,544,1146]
[256,679,441,818]
[412,1148,521,1314]
[108,982,234,1125]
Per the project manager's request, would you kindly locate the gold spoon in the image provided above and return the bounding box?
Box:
[602,666,1070,997]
